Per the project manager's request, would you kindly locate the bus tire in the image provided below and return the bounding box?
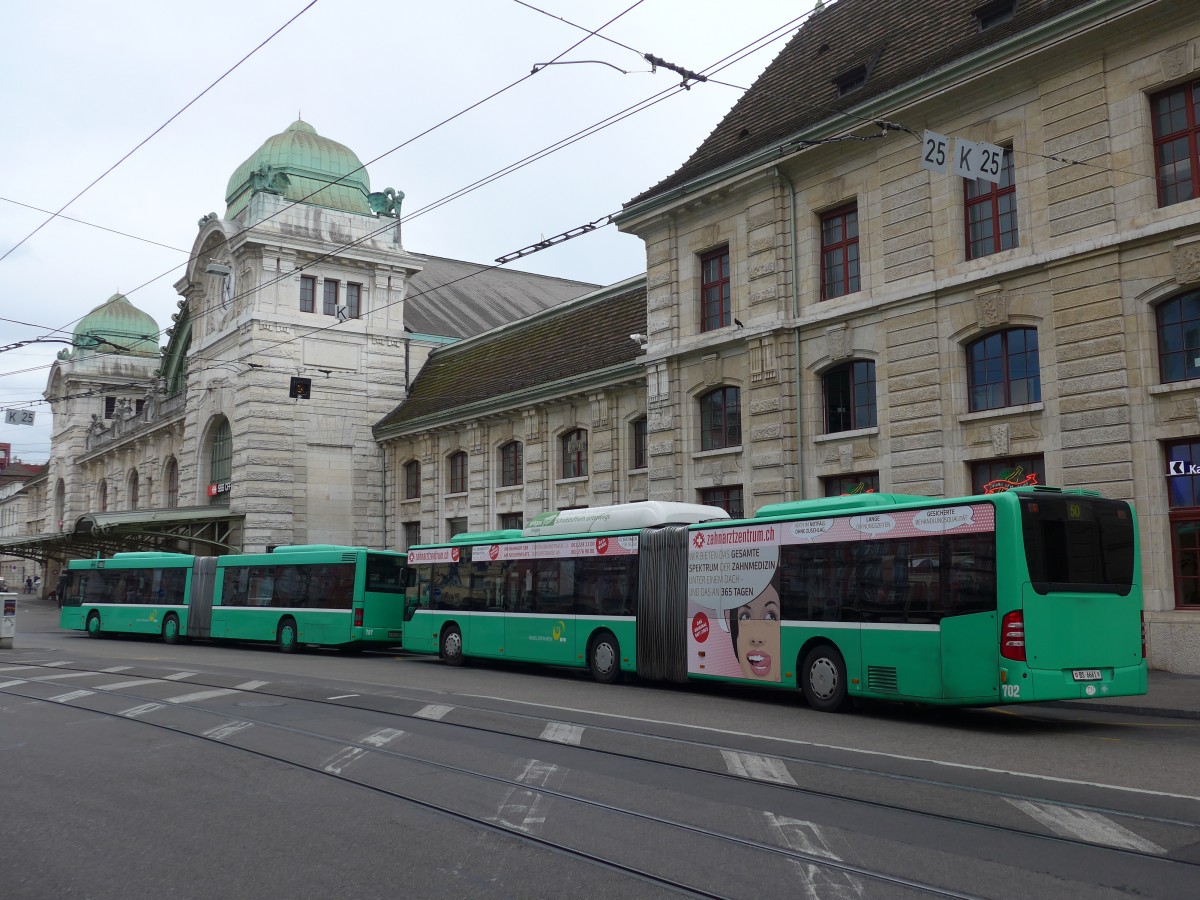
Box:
[440,625,464,666]
[277,617,299,654]
[162,614,181,645]
[800,644,848,713]
[86,612,102,638]
[588,631,622,684]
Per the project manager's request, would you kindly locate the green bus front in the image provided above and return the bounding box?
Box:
[208,546,407,651]
[58,553,195,642]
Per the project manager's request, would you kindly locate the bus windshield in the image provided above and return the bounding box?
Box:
[1020,494,1134,595]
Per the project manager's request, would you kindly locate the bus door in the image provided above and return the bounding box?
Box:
[463,559,506,657]
[362,553,407,642]
[505,557,576,665]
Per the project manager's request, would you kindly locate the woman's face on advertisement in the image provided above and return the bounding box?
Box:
[732,585,781,680]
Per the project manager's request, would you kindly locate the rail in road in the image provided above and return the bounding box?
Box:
[2,656,1198,899]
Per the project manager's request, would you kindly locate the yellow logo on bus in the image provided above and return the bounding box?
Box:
[552,620,566,642]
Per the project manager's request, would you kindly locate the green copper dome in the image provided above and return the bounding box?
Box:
[71,293,160,358]
[224,119,372,218]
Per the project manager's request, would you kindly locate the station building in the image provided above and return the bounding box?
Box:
[374,0,1200,674]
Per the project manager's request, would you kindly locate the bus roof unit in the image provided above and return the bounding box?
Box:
[523,501,730,537]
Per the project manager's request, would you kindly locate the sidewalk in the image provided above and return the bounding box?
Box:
[1051,669,1200,720]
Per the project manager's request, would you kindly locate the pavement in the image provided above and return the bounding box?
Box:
[2,591,1198,718]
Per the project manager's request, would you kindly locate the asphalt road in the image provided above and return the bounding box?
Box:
[2,598,1198,899]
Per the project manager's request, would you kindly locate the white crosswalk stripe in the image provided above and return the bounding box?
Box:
[360,728,405,748]
[234,680,269,690]
[120,703,163,718]
[93,678,165,690]
[204,721,254,740]
[765,813,864,899]
[414,703,454,720]
[0,679,27,688]
[1008,799,1166,853]
[30,672,96,682]
[167,689,239,704]
[721,750,798,786]
[48,689,93,703]
[161,672,197,681]
[99,666,133,672]
[540,722,584,745]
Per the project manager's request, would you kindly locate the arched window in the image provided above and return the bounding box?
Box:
[966,328,1040,412]
[404,460,421,499]
[127,470,139,510]
[500,441,523,487]
[447,451,468,494]
[561,429,588,479]
[98,479,108,513]
[54,479,65,529]
[823,361,876,433]
[699,387,741,451]
[1158,290,1200,383]
[209,419,232,506]
[164,458,179,509]
[631,418,648,470]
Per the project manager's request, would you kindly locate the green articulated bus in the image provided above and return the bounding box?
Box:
[59,545,409,652]
[404,488,1147,711]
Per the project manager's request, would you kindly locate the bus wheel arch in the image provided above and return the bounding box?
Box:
[587,630,622,684]
[86,610,102,638]
[277,617,299,653]
[799,641,848,713]
[162,613,181,645]
[440,623,464,666]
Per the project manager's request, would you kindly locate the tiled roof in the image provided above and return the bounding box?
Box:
[0,462,48,484]
[404,254,599,339]
[626,0,1096,208]
[374,280,646,434]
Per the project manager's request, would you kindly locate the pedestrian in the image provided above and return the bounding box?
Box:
[25,577,33,594]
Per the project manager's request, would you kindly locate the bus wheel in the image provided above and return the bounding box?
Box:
[162,614,180,645]
[588,632,622,684]
[440,625,464,666]
[86,612,102,638]
[277,618,299,654]
[800,644,847,712]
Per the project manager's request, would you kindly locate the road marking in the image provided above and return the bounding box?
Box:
[0,665,44,673]
[0,679,26,688]
[30,672,96,681]
[1007,799,1166,853]
[493,760,561,833]
[462,693,1200,802]
[167,689,239,704]
[162,672,196,681]
[120,703,163,718]
[41,661,70,668]
[327,693,359,700]
[234,680,269,691]
[205,721,254,740]
[540,722,583,745]
[722,750,798,786]
[415,703,454,720]
[765,813,863,899]
[99,666,133,672]
[48,689,93,703]
[361,728,405,747]
[93,678,166,690]
[324,746,366,774]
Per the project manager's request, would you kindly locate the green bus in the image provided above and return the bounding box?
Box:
[404,488,1147,711]
[59,545,409,652]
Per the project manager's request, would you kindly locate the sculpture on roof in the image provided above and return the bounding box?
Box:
[368,187,404,217]
[249,164,290,195]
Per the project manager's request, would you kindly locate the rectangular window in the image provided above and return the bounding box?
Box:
[700,247,731,332]
[700,485,744,519]
[1020,494,1134,595]
[632,418,648,470]
[300,275,315,313]
[1151,80,1200,207]
[345,283,361,319]
[821,204,860,300]
[970,455,1043,495]
[448,452,468,494]
[447,517,468,539]
[323,280,339,316]
[965,148,1018,259]
[823,473,880,496]
[402,521,421,551]
[499,513,523,530]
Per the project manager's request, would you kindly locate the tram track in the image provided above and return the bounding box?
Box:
[3,657,1198,897]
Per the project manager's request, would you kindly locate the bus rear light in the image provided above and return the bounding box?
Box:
[354,608,363,628]
[1001,611,1026,661]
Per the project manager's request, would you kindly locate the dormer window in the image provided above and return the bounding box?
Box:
[835,66,868,97]
[975,0,1017,31]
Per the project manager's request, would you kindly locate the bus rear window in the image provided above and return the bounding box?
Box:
[1020,495,1134,595]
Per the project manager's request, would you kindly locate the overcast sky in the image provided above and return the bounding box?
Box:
[0,0,818,463]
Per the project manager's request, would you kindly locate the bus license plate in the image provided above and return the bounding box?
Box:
[1072,669,1102,682]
